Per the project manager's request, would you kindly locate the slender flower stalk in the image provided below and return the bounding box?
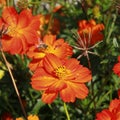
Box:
[72,19,104,114]
[0,27,27,119]
[64,102,71,120]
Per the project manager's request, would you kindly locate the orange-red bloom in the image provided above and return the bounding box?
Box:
[16,114,40,120]
[27,34,73,71]
[96,98,120,120]
[78,19,104,47]
[1,112,13,120]
[0,7,40,54]
[113,56,120,77]
[31,54,92,103]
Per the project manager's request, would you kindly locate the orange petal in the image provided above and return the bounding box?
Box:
[43,54,62,73]
[60,84,76,102]
[42,92,58,104]
[96,109,113,120]
[71,83,89,99]
[109,99,120,111]
[2,7,18,26]
[113,63,120,77]
[18,10,31,28]
[31,76,58,91]
[46,80,67,93]
[60,82,89,102]
[43,34,56,45]
[31,67,58,90]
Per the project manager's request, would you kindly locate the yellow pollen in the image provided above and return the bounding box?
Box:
[55,66,70,79]
[45,46,55,54]
[8,26,23,37]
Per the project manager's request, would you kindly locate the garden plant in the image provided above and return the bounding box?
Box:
[0,0,120,120]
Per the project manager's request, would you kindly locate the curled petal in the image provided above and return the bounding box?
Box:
[42,92,58,104]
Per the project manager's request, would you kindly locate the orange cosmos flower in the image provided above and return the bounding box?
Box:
[31,54,92,103]
[96,98,120,120]
[96,109,114,120]
[16,114,40,120]
[113,56,120,77]
[27,34,73,71]
[0,7,40,54]
[1,112,13,120]
[78,19,104,47]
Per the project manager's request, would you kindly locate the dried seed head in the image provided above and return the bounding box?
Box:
[16,0,29,10]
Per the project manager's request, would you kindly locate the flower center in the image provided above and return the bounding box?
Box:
[8,25,23,37]
[45,46,55,54]
[55,66,70,79]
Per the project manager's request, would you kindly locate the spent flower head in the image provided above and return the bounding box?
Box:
[73,19,104,61]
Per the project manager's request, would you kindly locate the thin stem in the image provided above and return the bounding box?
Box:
[6,0,10,6]
[45,0,55,35]
[63,102,71,120]
[106,14,117,44]
[87,58,96,115]
[0,48,27,119]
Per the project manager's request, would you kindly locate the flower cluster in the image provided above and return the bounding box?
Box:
[0,7,95,104]
[1,1,119,120]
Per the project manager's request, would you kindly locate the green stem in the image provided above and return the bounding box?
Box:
[87,58,96,114]
[106,14,117,44]
[63,102,71,120]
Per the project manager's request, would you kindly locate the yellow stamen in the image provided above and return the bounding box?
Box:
[55,66,71,79]
[8,26,23,37]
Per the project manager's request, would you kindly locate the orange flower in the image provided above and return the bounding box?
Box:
[96,109,114,120]
[96,98,120,120]
[78,19,104,47]
[27,34,73,71]
[0,7,40,54]
[1,112,13,120]
[31,54,92,103]
[16,114,40,120]
[113,56,120,77]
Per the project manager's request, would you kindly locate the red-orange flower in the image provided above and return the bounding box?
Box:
[113,56,120,77]
[16,114,40,120]
[78,19,104,47]
[31,54,92,103]
[96,109,114,120]
[0,7,40,54]
[96,98,120,120]
[1,112,13,120]
[27,34,73,71]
